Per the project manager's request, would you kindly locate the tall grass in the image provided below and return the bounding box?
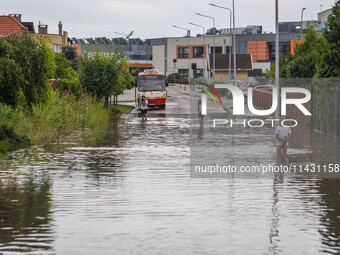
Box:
[0,92,113,146]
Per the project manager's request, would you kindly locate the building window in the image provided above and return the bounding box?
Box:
[225,46,231,54]
[193,47,204,58]
[239,41,248,54]
[210,46,222,54]
[53,44,61,53]
[178,69,189,78]
[178,47,189,58]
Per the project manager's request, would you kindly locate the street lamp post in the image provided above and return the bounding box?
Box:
[189,22,206,80]
[173,25,191,80]
[223,39,230,80]
[209,3,233,82]
[301,8,306,38]
[195,13,216,81]
[275,0,280,118]
[114,32,130,59]
[232,0,236,86]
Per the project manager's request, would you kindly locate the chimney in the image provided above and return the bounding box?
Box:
[63,31,68,46]
[9,14,22,22]
[38,22,48,34]
[58,21,63,35]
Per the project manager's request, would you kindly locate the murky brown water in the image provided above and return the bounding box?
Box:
[0,113,339,254]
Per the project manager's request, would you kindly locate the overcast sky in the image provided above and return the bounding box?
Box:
[2,0,336,39]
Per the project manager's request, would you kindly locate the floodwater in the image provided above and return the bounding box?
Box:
[0,112,339,254]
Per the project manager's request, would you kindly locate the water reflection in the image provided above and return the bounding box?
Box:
[0,113,339,254]
[317,179,340,254]
[0,172,53,253]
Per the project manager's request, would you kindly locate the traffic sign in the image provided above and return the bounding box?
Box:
[173,59,177,63]
[230,74,235,80]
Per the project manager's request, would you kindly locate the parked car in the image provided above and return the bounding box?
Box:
[236,80,247,90]
[247,81,260,88]
[236,80,246,86]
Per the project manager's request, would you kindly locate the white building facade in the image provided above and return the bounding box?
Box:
[151,35,232,79]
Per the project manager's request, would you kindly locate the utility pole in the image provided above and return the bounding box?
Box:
[275,0,280,118]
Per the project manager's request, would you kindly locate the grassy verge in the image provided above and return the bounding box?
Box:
[109,104,134,119]
[0,93,134,156]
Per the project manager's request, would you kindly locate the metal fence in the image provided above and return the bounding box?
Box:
[313,86,340,136]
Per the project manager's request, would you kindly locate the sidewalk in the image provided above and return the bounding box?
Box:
[168,83,192,95]
[118,88,135,102]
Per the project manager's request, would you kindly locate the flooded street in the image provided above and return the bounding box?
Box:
[0,86,340,254]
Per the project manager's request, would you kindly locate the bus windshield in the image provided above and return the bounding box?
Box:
[138,75,165,91]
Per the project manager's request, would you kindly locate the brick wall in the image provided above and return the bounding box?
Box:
[72,43,82,56]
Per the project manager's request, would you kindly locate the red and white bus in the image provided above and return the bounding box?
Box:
[136,69,168,109]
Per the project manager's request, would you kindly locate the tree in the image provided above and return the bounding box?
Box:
[80,50,132,106]
[0,49,24,106]
[280,27,326,78]
[266,0,340,80]
[0,34,56,107]
[55,54,78,80]
[54,54,81,97]
[62,46,80,71]
[316,0,340,78]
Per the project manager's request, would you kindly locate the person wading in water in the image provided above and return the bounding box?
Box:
[140,94,148,121]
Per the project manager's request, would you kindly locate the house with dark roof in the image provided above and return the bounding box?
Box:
[21,22,35,33]
[209,54,253,82]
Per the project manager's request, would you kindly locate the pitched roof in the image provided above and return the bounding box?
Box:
[0,16,27,36]
[209,53,253,70]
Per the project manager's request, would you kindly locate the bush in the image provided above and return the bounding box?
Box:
[55,54,78,80]
[167,73,182,83]
[56,79,82,98]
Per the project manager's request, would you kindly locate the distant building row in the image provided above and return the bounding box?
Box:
[0,9,333,81]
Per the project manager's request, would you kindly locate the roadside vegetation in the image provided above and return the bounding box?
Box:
[0,33,134,155]
[265,1,340,136]
[167,73,188,85]
[266,1,340,79]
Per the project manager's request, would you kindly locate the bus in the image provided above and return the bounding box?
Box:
[136,69,168,109]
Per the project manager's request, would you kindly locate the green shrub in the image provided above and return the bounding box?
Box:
[167,73,182,83]
[56,79,82,98]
